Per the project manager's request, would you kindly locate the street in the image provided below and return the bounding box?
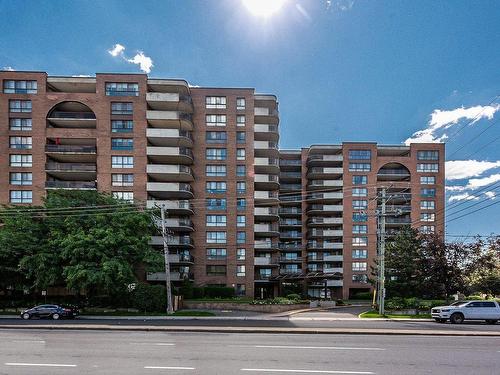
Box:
[0,329,499,374]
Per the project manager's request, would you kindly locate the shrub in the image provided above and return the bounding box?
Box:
[286,293,301,301]
[131,283,167,312]
[179,281,194,299]
[192,287,205,299]
[203,286,235,298]
[465,295,484,300]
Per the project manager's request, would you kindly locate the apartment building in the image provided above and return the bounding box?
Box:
[0,71,444,299]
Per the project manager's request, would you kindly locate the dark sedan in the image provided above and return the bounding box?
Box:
[20,304,79,320]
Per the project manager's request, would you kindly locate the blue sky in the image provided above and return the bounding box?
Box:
[1,0,499,238]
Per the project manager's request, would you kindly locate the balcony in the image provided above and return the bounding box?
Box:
[324,255,344,262]
[254,206,279,221]
[307,241,343,250]
[168,254,194,264]
[307,179,343,190]
[45,144,96,153]
[280,171,302,181]
[147,164,194,182]
[147,146,193,164]
[308,229,343,238]
[255,239,279,250]
[278,207,301,216]
[307,204,343,214]
[280,219,301,227]
[254,107,279,124]
[254,157,280,174]
[279,257,303,263]
[280,183,302,192]
[307,154,343,166]
[327,279,343,287]
[254,141,279,157]
[254,124,279,142]
[146,271,193,282]
[254,223,280,237]
[386,216,411,225]
[307,167,343,178]
[163,218,194,232]
[147,182,193,199]
[307,192,343,202]
[150,235,193,247]
[146,200,193,214]
[280,231,302,240]
[254,190,279,203]
[45,162,96,180]
[279,268,302,275]
[377,164,411,182]
[146,110,193,131]
[308,217,343,226]
[45,181,96,190]
[146,92,193,112]
[254,174,279,190]
[323,267,343,274]
[146,128,193,147]
[254,257,279,266]
[279,242,303,250]
[47,111,96,128]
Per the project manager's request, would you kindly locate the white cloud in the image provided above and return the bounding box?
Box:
[2,66,15,71]
[448,193,479,202]
[465,173,500,189]
[485,191,496,200]
[71,74,93,77]
[445,160,500,180]
[127,52,153,74]
[327,0,355,11]
[405,103,500,145]
[108,44,125,57]
[445,185,467,192]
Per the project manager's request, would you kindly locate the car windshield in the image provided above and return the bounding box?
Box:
[450,301,467,306]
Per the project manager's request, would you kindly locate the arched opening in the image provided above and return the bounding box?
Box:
[46,101,96,129]
[377,162,410,182]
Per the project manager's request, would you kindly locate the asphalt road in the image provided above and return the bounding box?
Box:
[0,329,499,375]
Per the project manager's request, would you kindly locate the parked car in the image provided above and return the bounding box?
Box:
[431,300,500,324]
[20,304,79,320]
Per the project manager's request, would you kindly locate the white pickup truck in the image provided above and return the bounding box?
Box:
[431,300,500,324]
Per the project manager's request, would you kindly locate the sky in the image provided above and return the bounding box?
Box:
[1,0,499,238]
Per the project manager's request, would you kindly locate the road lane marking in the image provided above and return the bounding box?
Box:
[12,340,45,344]
[130,342,175,346]
[145,366,195,370]
[241,369,374,374]
[5,363,77,367]
[252,345,385,351]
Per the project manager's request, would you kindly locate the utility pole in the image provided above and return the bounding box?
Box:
[158,204,174,315]
[378,188,387,315]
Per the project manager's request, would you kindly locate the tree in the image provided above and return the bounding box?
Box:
[465,237,500,296]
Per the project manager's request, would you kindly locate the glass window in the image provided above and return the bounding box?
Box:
[352,237,368,246]
[417,163,439,172]
[112,156,134,168]
[352,175,368,185]
[205,96,227,109]
[206,265,227,276]
[352,225,368,234]
[417,150,439,160]
[352,212,368,222]
[205,148,227,160]
[206,181,227,193]
[3,80,37,94]
[236,284,246,296]
[352,249,368,259]
[237,231,246,244]
[9,118,32,131]
[420,213,435,222]
[352,262,367,271]
[206,131,227,143]
[206,248,227,260]
[420,188,436,197]
[10,190,32,203]
[206,215,227,227]
[111,138,133,150]
[206,114,226,126]
[237,148,246,160]
[111,102,133,115]
[206,231,227,244]
[236,165,246,176]
[113,191,134,202]
[237,215,246,227]
[420,176,436,185]
[112,174,134,187]
[9,136,32,149]
[349,163,371,172]
[237,115,246,127]
[9,100,31,113]
[237,198,246,210]
[206,198,227,210]
[10,172,32,186]
[348,150,371,160]
[352,188,367,197]
[10,154,32,167]
[420,225,435,234]
[420,201,435,210]
[236,181,246,194]
[352,274,368,283]
[352,200,368,209]
[236,265,246,277]
[105,82,139,96]
[236,131,246,144]
[237,248,246,260]
[236,97,246,110]
[206,165,227,177]
[111,120,133,132]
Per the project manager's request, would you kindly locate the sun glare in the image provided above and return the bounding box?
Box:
[242,0,287,18]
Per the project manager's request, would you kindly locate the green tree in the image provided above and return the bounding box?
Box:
[465,237,500,296]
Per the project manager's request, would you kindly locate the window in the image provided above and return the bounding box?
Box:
[420,176,436,185]
[206,248,227,260]
[10,154,32,167]
[349,163,371,172]
[9,118,32,131]
[237,181,246,194]
[236,165,246,176]
[352,175,368,185]
[3,80,37,94]
[236,131,246,144]
[237,115,246,126]
[206,148,227,160]
[348,150,371,160]
[420,225,435,234]
[420,188,436,197]
[206,165,227,177]
[417,150,439,161]
[206,181,227,193]
[10,190,32,204]
[206,198,227,210]
[237,232,246,244]
[112,174,134,187]
[352,249,368,259]
[237,198,246,210]
[352,274,368,283]
[206,231,227,244]
[352,188,367,197]
[352,225,368,234]
[236,97,246,110]
[111,138,133,150]
[259,269,272,278]
[112,156,134,168]
[352,212,368,222]
[206,114,226,126]
[237,215,246,227]
[9,100,31,113]
[113,192,134,202]
[236,284,246,296]
[205,96,227,109]
[420,213,435,222]
[236,265,246,277]
[206,131,227,143]
[237,248,246,261]
[10,172,32,186]
[111,102,133,115]
[9,136,32,149]
[352,262,367,271]
[417,163,439,172]
[352,200,368,209]
[206,215,227,227]
[111,120,133,133]
[352,237,368,246]
[105,82,139,96]
[237,148,246,160]
[206,265,227,276]
[420,201,435,210]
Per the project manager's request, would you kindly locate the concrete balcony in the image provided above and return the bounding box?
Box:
[307,167,343,179]
[254,174,279,190]
[307,241,343,250]
[280,219,302,228]
[279,268,302,275]
[307,179,343,190]
[255,239,278,250]
[147,182,193,199]
[278,207,302,216]
[45,144,97,163]
[146,92,193,112]
[254,124,279,142]
[47,111,96,129]
[254,107,279,124]
[147,164,194,182]
[146,110,193,131]
[146,200,193,214]
[324,255,344,262]
[254,157,280,174]
[308,217,343,226]
[45,162,96,180]
[146,128,193,147]
[307,192,343,203]
[254,141,279,157]
[149,235,193,247]
[163,218,194,232]
[323,267,343,274]
[254,206,279,221]
[307,154,343,166]
[146,271,193,282]
[254,190,280,204]
[308,229,343,238]
[280,231,302,240]
[147,146,193,164]
[254,223,280,237]
[254,257,279,266]
[45,181,96,190]
[327,279,343,287]
[279,257,303,263]
[168,254,194,264]
[306,204,344,214]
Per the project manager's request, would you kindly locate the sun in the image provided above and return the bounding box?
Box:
[242,0,287,17]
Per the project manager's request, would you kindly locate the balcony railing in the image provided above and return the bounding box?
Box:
[46,181,96,189]
[48,111,96,119]
[45,145,97,153]
[377,169,411,175]
[280,159,302,166]
[45,163,96,172]
[279,257,303,263]
[279,207,301,214]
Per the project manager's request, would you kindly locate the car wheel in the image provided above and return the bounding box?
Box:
[450,313,464,324]
[52,313,60,320]
[485,320,498,325]
[22,313,31,320]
